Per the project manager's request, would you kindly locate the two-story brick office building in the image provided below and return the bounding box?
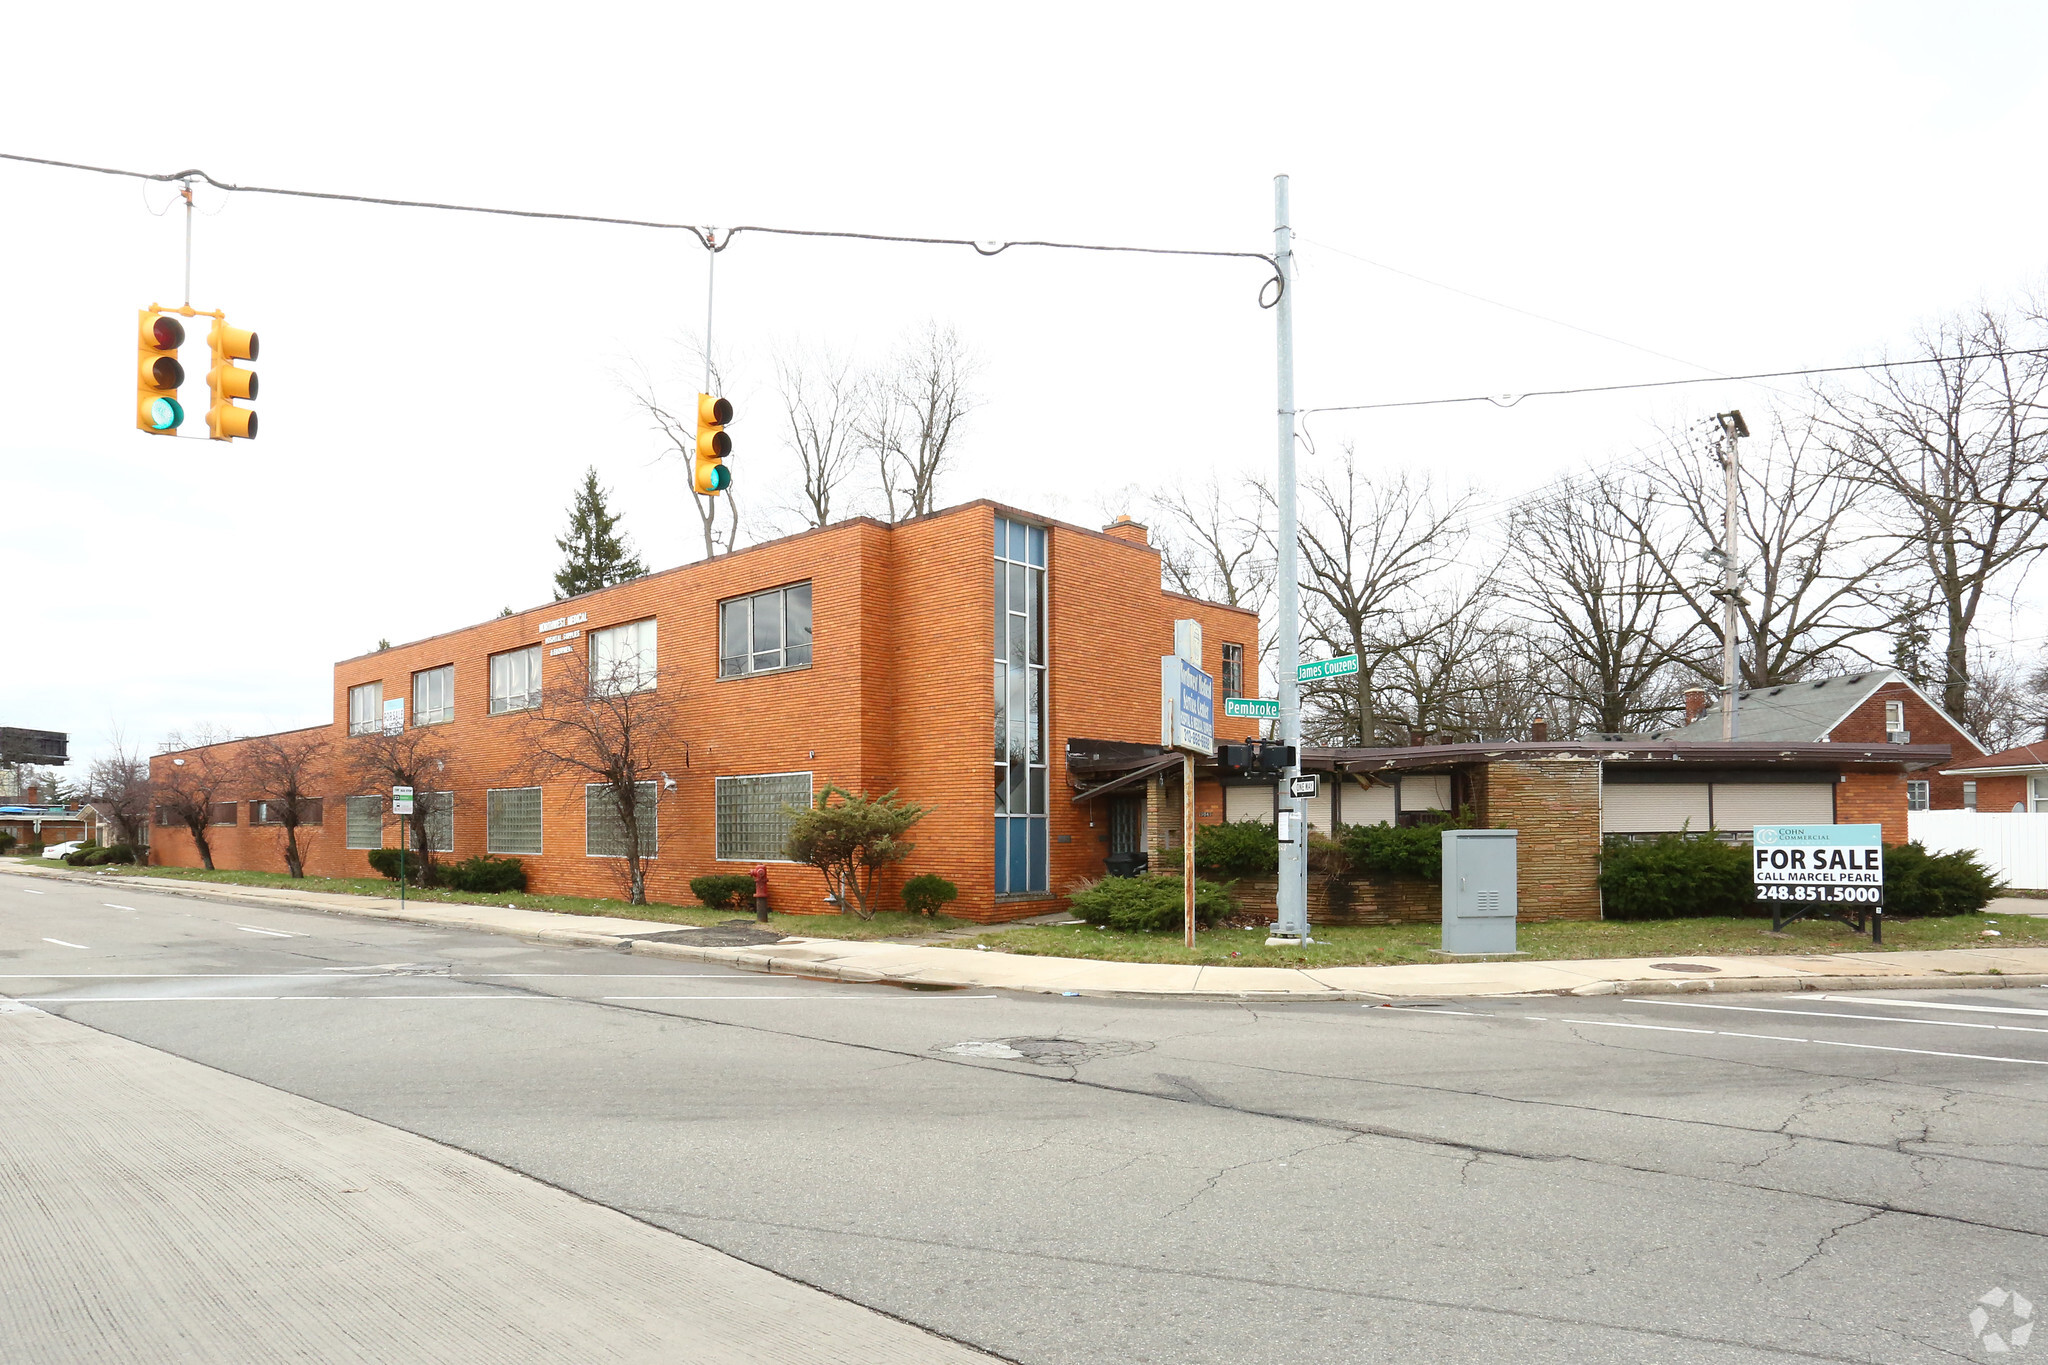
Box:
[148,503,1259,922]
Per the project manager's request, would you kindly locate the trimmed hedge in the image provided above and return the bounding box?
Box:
[62,843,101,865]
[690,873,757,910]
[438,855,528,894]
[1599,834,1752,920]
[366,847,424,884]
[1339,808,1478,882]
[902,874,959,915]
[1882,842,2002,917]
[1070,873,1231,932]
[1191,819,1279,878]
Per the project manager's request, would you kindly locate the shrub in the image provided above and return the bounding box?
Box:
[1339,808,1478,881]
[1599,834,1753,919]
[902,873,959,915]
[1191,819,1279,878]
[0,831,15,854]
[366,847,422,883]
[438,855,528,893]
[1070,873,1230,932]
[690,873,757,910]
[1883,842,2003,917]
[85,845,137,866]
[783,785,930,919]
[63,843,102,866]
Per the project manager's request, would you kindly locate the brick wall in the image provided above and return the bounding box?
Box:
[1968,774,2030,812]
[1471,758,1602,921]
[1835,771,1909,845]
[1827,682,1980,808]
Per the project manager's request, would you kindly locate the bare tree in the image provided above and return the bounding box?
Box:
[623,348,741,560]
[345,726,455,885]
[518,650,674,905]
[773,343,865,528]
[238,730,331,879]
[154,726,236,870]
[1148,475,1273,613]
[860,322,979,520]
[1810,307,2048,718]
[81,730,151,848]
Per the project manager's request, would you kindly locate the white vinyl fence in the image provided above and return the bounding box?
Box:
[1907,811,2048,890]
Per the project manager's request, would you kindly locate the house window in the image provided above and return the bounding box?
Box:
[993,515,1049,895]
[715,772,812,861]
[2034,775,2048,813]
[346,795,383,849]
[719,583,812,678]
[585,782,658,858]
[421,792,454,853]
[591,619,658,694]
[487,787,543,855]
[207,802,238,826]
[413,665,455,726]
[1885,699,1905,733]
[1963,781,1978,812]
[1906,780,1929,811]
[1220,643,1245,700]
[489,646,542,714]
[348,682,383,736]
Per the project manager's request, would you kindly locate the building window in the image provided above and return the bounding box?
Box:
[1220,642,1245,700]
[715,772,812,861]
[251,797,322,826]
[413,665,455,726]
[207,802,239,826]
[585,782,658,858]
[720,583,812,678]
[2034,775,2048,813]
[994,515,1049,895]
[1906,780,1929,811]
[346,795,383,849]
[419,792,455,853]
[1885,699,1905,733]
[591,619,658,694]
[348,682,383,736]
[487,787,543,855]
[490,646,542,714]
[1962,780,1978,811]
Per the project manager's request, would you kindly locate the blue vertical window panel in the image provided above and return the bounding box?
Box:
[994,819,1009,894]
[1029,818,1048,892]
[994,517,1009,561]
[1029,525,1046,567]
[1008,816,1029,890]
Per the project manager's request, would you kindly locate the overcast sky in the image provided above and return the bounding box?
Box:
[6,1,2046,771]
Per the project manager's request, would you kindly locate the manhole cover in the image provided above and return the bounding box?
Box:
[934,1036,1154,1065]
[632,926,789,948]
[1648,962,1721,974]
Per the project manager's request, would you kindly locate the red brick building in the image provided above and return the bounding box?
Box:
[148,502,1258,922]
[1942,740,2048,814]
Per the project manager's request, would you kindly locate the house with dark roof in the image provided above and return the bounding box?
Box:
[1942,740,2048,814]
[1658,668,1986,810]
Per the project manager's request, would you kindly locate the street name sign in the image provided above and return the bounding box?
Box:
[391,785,414,816]
[1224,697,1280,719]
[1160,655,1215,756]
[1297,654,1360,682]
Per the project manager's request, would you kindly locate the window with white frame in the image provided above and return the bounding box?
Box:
[993,516,1048,895]
[2034,775,2048,813]
[1885,699,1905,733]
[346,795,383,849]
[591,619,658,694]
[421,791,454,853]
[1906,780,1929,811]
[1220,643,1245,700]
[487,787,543,854]
[348,682,383,736]
[489,646,542,714]
[585,782,658,857]
[1963,781,1978,811]
[715,772,812,861]
[719,583,812,678]
[413,665,454,725]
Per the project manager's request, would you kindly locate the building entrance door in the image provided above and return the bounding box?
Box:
[1109,796,1145,857]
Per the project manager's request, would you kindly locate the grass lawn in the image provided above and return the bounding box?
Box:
[6,860,964,943]
[943,912,2048,968]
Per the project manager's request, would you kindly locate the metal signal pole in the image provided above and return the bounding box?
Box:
[1273,175,1308,942]
[1717,410,1748,740]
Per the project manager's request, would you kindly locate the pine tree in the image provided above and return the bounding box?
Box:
[554,467,647,601]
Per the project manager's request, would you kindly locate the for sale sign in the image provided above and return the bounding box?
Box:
[1751,824,1883,906]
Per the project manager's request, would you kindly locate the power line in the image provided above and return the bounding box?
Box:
[0,151,1285,305]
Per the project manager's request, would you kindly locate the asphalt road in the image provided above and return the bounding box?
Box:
[5,868,2045,1364]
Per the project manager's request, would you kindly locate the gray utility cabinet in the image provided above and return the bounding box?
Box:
[1441,829,1518,954]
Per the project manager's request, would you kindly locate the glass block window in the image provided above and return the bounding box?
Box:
[490,646,542,714]
[719,583,813,678]
[1220,643,1245,700]
[715,772,813,861]
[487,787,544,855]
[993,515,1049,895]
[412,665,455,725]
[422,791,455,853]
[591,619,658,694]
[348,682,383,736]
[585,781,658,858]
[346,795,383,849]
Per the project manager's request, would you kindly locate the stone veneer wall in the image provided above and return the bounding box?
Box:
[1469,758,1603,921]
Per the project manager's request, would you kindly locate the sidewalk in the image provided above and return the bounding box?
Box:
[7,862,2047,1001]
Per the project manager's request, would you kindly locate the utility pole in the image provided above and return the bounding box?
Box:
[1716,410,1749,740]
[1272,175,1308,943]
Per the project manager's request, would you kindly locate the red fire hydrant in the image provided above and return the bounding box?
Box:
[751,864,771,923]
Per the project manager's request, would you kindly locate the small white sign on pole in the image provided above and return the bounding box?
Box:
[391,786,414,816]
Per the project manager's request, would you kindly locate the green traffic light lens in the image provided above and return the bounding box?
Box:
[149,397,184,431]
[710,463,730,491]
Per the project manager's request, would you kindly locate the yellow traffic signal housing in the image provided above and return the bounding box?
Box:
[136,309,187,434]
[205,319,260,440]
[693,393,733,494]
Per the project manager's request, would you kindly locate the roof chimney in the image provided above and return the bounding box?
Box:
[1102,514,1149,546]
[1683,687,1711,725]
[1530,717,1549,742]
[23,783,40,805]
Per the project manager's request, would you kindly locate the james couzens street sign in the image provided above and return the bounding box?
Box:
[1297,654,1359,682]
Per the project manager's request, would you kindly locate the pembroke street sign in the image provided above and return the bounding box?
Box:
[1297,655,1360,682]
[1223,697,1280,719]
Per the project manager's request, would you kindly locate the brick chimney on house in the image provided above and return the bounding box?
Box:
[1102,515,1149,546]
[1683,687,1711,725]
[1530,717,1549,742]
[23,784,40,805]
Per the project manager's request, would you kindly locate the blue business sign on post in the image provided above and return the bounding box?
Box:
[1160,655,1215,756]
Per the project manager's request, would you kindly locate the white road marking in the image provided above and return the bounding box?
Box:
[1805,996,2048,1020]
[1567,1016,2048,1067]
[1380,1006,1492,1016]
[102,904,137,911]
[601,995,998,1001]
[23,993,1000,1004]
[235,925,296,937]
[1634,998,2048,1035]
[41,939,89,950]
[17,888,44,895]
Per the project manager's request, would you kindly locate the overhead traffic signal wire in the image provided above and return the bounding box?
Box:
[0,151,1286,306]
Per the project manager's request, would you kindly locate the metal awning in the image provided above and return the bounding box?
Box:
[1070,752,1182,804]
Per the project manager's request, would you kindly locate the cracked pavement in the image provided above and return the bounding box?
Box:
[5,870,2045,1364]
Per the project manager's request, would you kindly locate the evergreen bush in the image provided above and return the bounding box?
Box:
[366,847,422,883]
[690,873,758,910]
[1069,873,1230,932]
[902,873,959,915]
[1599,834,1753,919]
[85,845,137,865]
[1882,842,2002,917]
[1191,819,1279,878]
[62,843,101,866]
[438,855,528,893]
[1339,808,1478,881]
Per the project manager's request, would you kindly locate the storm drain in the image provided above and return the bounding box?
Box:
[935,1037,1155,1066]
[630,923,789,948]
[1647,962,1721,974]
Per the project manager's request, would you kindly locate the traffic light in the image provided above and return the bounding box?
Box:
[205,318,260,440]
[693,392,732,494]
[136,309,186,434]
